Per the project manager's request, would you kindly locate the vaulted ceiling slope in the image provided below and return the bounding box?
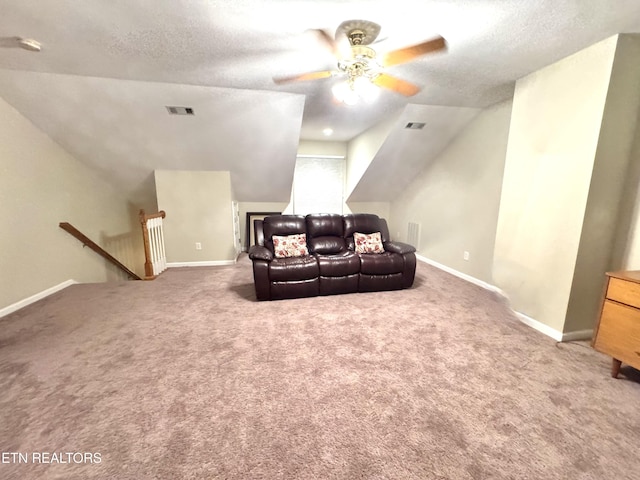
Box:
[348,105,481,202]
[0,70,304,204]
[1,1,640,204]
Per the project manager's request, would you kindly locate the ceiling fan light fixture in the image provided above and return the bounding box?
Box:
[332,81,359,105]
[353,76,380,103]
[332,76,380,105]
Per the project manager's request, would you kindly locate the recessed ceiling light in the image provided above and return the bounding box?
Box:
[322,128,334,136]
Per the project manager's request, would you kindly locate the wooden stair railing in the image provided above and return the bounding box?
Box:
[59,222,142,280]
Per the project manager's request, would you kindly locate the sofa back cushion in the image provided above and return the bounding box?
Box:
[309,236,346,254]
[263,215,307,254]
[306,214,346,254]
[343,214,391,250]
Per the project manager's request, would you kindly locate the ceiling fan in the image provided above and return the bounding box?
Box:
[273,20,446,103]
[0,36,41,51]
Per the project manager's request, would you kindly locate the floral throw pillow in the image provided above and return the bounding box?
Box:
[354,232,384,254]
[272,233,309,258]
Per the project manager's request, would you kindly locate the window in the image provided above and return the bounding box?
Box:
[292,157,344,215]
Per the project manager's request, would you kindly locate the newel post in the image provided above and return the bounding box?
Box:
[140,209,167,280]
[139,209,154,279]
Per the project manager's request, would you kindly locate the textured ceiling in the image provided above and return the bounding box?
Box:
[1,1,640,203]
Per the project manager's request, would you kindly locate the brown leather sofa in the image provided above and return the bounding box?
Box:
[248,213,416,300]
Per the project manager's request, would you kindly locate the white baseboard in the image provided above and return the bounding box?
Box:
[167,260,237,268]
[0,279,77,319]
[513,311,564,342]
[561,329,593,342]
[415,254,592,343]
[415,254,506,296]
[514,313,593,342]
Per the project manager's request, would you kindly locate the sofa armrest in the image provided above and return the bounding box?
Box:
[249,245,274,262]
[384,241,416,255]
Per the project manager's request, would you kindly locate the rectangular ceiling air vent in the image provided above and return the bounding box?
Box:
[405,122,426,130]
[166,106,195,115]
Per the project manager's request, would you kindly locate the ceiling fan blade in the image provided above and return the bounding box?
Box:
[309,28,352,60]
[380,36,446,67]
[311,29,338,54]
[372,73,421,96]
[0,36,41,51]
[0,36,20,48]
[273,70,334,84]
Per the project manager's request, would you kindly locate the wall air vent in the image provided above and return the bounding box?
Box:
[407,222,421,247]
[405,122,425,130]
[166,106,195,115]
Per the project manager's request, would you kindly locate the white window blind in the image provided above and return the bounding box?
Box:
[292,157,344,215]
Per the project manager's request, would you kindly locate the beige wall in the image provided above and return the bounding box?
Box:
[493,36,617,333]
[101,202,147,280]
[154,170,236,263]
[0,96,138,311]
[609,35,640,271]
[565,35,640,333]
[297,140,347,157]
[389,100,512,283]
[615,115,640,269]
[345,113,401,198]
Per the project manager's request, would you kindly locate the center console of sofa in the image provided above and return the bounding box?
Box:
[248,213,416,301]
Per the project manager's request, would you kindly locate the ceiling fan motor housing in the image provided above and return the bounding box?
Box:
[348,30,366,45]
[335,19,382,46]
[339,45,380,82]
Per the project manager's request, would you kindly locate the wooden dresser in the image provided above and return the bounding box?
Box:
[593,271,640,378]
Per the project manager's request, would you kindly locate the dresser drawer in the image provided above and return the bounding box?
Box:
[594,300,640,369]
[607,277,640,309]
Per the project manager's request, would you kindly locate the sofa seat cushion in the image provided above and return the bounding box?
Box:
[269,255,319,282]
[320,274,358,295]
[316,251,360,277]
[359,273,403,292]
[271,278,319,300]
[359,252,403,275]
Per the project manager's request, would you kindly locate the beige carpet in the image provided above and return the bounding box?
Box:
[1,255,639,479]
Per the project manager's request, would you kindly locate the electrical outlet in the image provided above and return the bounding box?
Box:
[195,242,202,250]
[463,251,470,261]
